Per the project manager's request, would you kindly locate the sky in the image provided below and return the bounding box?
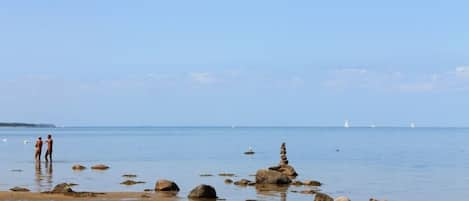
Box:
[1,0,468,127]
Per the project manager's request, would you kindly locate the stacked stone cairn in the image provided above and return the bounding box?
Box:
[268,142,298,178]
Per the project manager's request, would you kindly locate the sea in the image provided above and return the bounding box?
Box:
[1,127,469,201]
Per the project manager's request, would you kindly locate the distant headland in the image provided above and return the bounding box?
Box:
[0,122,56,128]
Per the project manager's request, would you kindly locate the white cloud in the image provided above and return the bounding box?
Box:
[322,67,469,92]
[189,72,218,84]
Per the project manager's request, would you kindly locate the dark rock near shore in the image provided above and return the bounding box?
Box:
[314,192,334,201]
[224,179,233,184]
[255,169,291,185]
[122,174,137,178]
[10,187,30,192]
[155,180,180,192]
[72,164,86,170]
[188,184,217,199]
[51,183,75,193]
[200,174,214,177]
[91,164,109,170]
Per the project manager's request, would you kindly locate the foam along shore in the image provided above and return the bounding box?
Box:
[0,192,179,201]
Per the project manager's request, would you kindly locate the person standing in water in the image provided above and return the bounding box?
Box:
[35,137,43,160]
[45,134,53,161]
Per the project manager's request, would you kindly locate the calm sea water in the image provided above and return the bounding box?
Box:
[1,127,469,201]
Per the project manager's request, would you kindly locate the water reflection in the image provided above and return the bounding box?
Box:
[34,160,53,192]
[45,161,53,189]
[256,184,289,201]
[34,160,42,192]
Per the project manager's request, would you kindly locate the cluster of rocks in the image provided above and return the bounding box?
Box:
[154,179,217,199]
[254,142,298,185]
[268,142,298,178]
[72,164,110,171]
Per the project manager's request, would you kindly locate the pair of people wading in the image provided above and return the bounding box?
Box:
[35,134,53,161]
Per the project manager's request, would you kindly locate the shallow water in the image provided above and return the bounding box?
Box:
[1,127,469,201]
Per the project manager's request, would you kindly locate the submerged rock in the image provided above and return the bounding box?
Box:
[155,180,180,192]
[255,169,291,185]
[303,180,322,186]
[233,179,253,186]
[120,180,145,185]
[188,184,217,199]
[72,164,86,170]
[122,174,137,178]
[218,173,236,177]
[199,174,214,177]
[10,187,30,192]
[314,192,334,201]
[91,164,109,170]
[291,180,303,186]
[224,179,233,184]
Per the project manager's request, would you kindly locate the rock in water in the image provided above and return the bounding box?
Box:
[188,184,217,199]
[154,180,180,192]
[51,183,74,193]
[334,196,351,201]
[121,180,145,185]
[303,180,322,186]
[10,187,30,192]
[91,164,109,170]
[233,179,253,186]
[255,169,291,185]
[315,192,334,201]
[72,164,86,170]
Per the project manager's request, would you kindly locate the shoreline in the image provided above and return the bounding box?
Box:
[0,192,179,201]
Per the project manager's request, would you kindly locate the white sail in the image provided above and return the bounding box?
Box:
[344,120,350,128]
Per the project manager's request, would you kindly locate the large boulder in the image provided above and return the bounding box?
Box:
[255,169,291,185]
[315,192,334,201]
[154,180,180,191]
[269,164,298,177]
[335,196,351,201]
[188,184,217,199]
[51,183,74,193]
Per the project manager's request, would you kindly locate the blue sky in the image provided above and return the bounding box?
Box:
[1,1,468,126]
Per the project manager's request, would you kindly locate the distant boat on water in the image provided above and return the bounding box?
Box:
[410,122,416,128]
[370,124,376,128]
[344,120,350,128]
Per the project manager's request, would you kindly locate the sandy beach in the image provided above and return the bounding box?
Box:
[0,192,179,201]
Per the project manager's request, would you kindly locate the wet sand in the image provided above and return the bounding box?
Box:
[0,192,180,201]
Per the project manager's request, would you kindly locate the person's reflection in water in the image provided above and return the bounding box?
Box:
[34,160,43,192]
[45,160,53,189]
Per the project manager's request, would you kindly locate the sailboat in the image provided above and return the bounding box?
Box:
[410,122,416,128]
[344,120,350,128]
